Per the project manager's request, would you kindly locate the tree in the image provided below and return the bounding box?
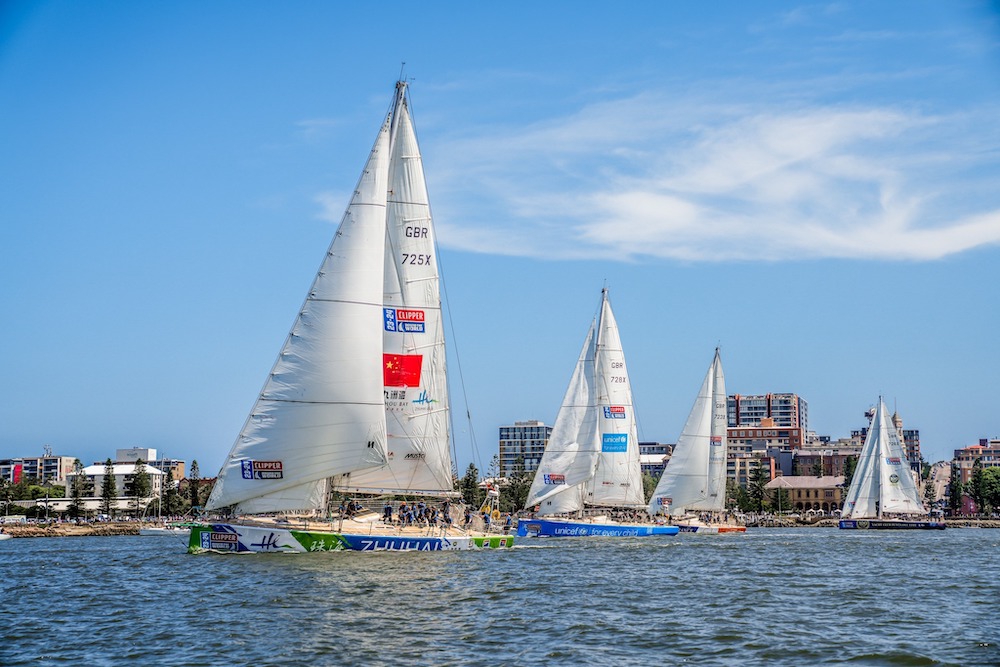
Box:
[188,460,201,512]
[458,462,482,508]
[130,459,152,517]
[68,459,87,519]
[923,478,937,509]
[642,472,659,504]
[948,462,964,515]
[969,458,987,515]
[747,462,770,512]
[162,466,182,517]
[770,486,790,513]
[100,458,117,518]
[980,468,1000,513]
[842,455,858,496]
[500,457,532,513]
[811,459,823,477]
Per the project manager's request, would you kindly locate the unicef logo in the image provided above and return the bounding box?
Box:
[889,473,899,484]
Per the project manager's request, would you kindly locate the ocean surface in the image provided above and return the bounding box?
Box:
[2,528,998,666]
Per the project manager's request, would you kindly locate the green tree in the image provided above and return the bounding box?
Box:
[501,457,532,513]
[747,462,770,512]
[770,486,790,513]
[188,460,201,512]
[130,459,152,517]
[948,462,964,515]
[923,479,937,509]
[842,455,858,495]
[68,459,87,519]
[458,462,482,508]
[162,466,183,516]
[100,458,117,518]
[811,459,823,477]
[969,458,987,515]
[980,467,1000,512]
[642,471,659,504]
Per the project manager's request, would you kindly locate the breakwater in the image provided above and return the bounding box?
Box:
[1,522,140,538]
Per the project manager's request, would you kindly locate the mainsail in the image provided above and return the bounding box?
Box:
[206,82,452,514]
[524,288,644,515]
[840,398,925,519]
[647,348,728,516]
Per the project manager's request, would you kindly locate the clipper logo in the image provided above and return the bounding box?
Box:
[655,497,672,506]
[240,459,284,480]
[885,457,902,465]
[543,474,566,485]
[710,436,722,446]
[203,532,238,552]
[604,406,626,419]
[384,308,426,333]
[602,433,628,452]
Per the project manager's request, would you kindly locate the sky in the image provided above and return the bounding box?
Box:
[2,1,999,477]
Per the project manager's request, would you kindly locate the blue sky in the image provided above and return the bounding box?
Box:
[2,1,999,476]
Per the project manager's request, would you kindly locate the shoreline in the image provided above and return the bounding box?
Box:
[3,518,999,538]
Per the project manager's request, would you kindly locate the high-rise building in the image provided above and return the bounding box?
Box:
[728,393,807,431]
[498,421,552,477]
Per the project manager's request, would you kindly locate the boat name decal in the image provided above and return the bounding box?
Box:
[384,308,426,333]
[542,474,566,485]
[603,406,626,419]
[240,459,284,480]
[601,433,628,452]
[357,538,443,551]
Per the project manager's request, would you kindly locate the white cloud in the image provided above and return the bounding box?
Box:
[427,93,1000,262]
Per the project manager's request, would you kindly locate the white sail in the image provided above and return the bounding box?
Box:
[648,348,727,516]
[525,289,644,515]
[340,82,453,496]
[841,398,925,519]
[205,100,395,513]
[585,292,644,507]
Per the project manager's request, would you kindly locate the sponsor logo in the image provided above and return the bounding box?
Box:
[412,390,437,405]
[384,308,426,333]
[889,473,900,484]
[404,452,426,460]
[543,474,566,485]
[603,406,626,419]
[655,497,672,506]
[602,433,628,452]
[710,436,722,446]
[885,457,902,465]
[240,459,284,480]
[204,532,239,551]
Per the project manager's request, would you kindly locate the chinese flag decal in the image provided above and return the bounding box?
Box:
[383,354,423,387]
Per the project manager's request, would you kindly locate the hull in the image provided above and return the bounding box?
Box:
[838,519,946,530]
[188,523,514,553]
[516,518,679,538]
[676,524,746,534]
[140,527,191,537]
[0,533,11,541]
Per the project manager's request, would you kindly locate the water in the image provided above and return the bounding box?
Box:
[2,529,998,666]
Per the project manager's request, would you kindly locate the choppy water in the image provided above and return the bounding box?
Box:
[2,528,998,666]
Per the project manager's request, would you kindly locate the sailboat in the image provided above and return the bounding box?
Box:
[517,289,678,538]
[646,348,745,533]
[838,398,945,530]
[188,81,512,553]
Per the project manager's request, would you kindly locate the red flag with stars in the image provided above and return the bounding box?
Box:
[383,354,423,387]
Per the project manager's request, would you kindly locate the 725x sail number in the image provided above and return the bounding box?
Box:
[401,253,432,265]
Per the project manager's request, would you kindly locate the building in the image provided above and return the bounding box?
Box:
[498,421,552,477]
[728,417,805,455]
[765,475,845,513]
[639,441,673,478]
[0,449,78,485]
[115,447,186,480]
[728,393,808,430]
[953,438,1000,513]
[792,448,860,477]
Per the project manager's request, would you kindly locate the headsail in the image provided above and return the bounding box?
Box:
[205,96,395,514]
[341,81,454,496]
[841,398,925,519]
[648,348,727,516]
[524,289,644,515]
